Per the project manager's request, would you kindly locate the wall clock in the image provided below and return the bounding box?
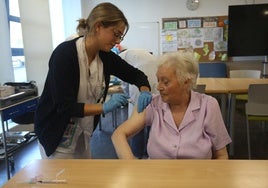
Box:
[186,0,200,11]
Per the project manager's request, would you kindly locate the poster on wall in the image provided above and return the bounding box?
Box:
[161,30,177,52]
[162,16,228,62]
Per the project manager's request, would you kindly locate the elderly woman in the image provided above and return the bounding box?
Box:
[112,51,232,159]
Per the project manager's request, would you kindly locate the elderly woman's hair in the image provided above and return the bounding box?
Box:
[76,2,129,36]
[158,51,199,90]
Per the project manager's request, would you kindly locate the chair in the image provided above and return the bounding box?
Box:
[245,84,268,159]
[229,70,261,101]
[198,63,227,119]
[199,62,227,78]
[229,70,261,79]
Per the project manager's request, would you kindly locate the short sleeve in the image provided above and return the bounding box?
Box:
[203,96,232,151]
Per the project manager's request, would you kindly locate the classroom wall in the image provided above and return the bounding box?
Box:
[0,0,14,84]
[18,0,53,94]
[18,0,81,93]
[17,0,268,93]
[83,0,268,56]
[84,0,268,20]
[84,0,241,20]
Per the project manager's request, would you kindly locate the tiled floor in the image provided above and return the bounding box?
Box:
[229,100,268,159]
[1,101,268,186]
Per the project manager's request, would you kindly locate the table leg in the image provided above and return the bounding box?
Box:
[5,120,9,132]
[228,93,236,157]
[220,94,227,124]
[1,115,10,179]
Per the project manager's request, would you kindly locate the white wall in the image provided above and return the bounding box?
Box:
[18,0,82,93]
[84,0,268,20]
[62,0,82,38]
[17,0,268,93]
[48,0,65,48]
[19,0,53,93]
[0,0,14,84]
[83,0,268,56]
[49,0,82,48]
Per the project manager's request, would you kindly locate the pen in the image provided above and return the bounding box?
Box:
[37,179,67,184]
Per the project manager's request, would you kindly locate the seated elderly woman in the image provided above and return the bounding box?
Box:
[112,51,232,159]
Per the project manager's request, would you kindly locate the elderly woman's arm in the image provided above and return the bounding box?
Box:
[112,107,146,159]
[213,147,229,159]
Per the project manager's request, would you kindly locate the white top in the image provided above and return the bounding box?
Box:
[56,37,104,154]
[119,49,159,117]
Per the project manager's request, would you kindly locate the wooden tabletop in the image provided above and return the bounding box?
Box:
[197,78,228,94]
[107,78,268,95]
[216,78,268,93]
[3,159,268,188]
[197,78,268,94]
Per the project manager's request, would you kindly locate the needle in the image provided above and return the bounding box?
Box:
[127,99,135,105]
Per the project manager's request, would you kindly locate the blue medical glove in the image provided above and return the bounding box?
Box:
[103,93,129,114]
[137,91,152,113]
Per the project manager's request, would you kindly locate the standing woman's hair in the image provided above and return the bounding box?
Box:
[76,2,129,37]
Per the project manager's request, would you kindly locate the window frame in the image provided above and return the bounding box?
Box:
[5,0,24,58]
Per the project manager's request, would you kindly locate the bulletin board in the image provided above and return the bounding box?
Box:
[161,16,229,62]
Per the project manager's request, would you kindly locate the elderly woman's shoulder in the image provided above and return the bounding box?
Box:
[151,94,165,106]
[197,92,220,107]
[192,91,218,104]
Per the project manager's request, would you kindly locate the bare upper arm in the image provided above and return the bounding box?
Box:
[115,106,146,138]
[213,147,229,159]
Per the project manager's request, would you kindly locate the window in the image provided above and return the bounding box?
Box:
[6,0,27,82]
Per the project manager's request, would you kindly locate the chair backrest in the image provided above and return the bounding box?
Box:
[248,84,268,104]
[199,62,227,78]
[193,84,206,93]
[229,70,261,78]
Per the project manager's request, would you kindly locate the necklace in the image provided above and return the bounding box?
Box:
[83,36,104,103]
[86,54,104,103]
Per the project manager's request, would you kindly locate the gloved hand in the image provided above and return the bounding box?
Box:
[137,91,152,113]
[103,93,129,114]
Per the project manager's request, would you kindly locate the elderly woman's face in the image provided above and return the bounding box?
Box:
[156,65,185,103]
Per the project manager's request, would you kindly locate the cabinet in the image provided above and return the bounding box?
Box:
[0,96,39,180]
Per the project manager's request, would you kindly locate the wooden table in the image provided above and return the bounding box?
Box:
[197,78,268,94]
[197,78,268,156]
[197,78,228,94]
[3,159,268,188]
[197,78,229,120]
[215,78,268,93]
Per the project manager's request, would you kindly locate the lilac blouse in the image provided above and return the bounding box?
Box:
[145,91,232,159]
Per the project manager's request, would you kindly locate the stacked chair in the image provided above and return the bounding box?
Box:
[245,84,268,159]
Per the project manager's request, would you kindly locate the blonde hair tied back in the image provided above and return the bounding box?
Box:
[76,2,129,37]
[76,18,88,36]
